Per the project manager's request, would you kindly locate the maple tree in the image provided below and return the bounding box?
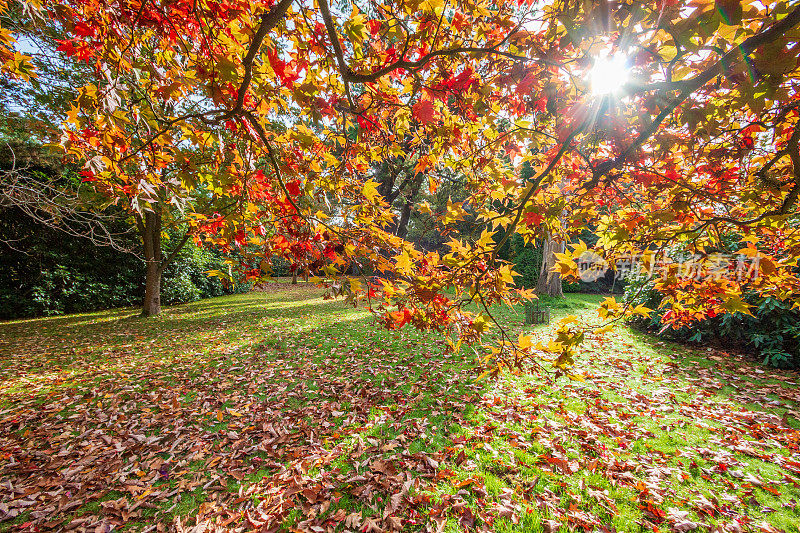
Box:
[3,0,800,366]
[0,5,243,317]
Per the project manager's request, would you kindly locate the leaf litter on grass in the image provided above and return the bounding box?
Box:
[0,287,799,532]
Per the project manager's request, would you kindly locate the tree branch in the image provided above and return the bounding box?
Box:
[225,0,293,118]
[587,3,800,190]
[160,229,192,272]
[627,4,800,96]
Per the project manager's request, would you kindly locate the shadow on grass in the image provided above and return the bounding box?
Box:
[623,326,800,426]
[0,287,365,389]
[0,287,490,531]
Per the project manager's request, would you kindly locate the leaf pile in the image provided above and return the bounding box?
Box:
[1,288,799,532]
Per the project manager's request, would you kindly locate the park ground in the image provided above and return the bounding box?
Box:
[1,285,800,532]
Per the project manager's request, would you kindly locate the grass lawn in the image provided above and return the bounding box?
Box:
[1,284,799,532]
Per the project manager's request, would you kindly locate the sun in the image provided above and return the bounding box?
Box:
[589,53,629,96]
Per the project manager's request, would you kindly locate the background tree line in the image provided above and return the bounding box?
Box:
[0,140,250,319]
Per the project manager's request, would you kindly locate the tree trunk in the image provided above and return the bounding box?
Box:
[139,209,163,317]
[135,198,191,317]
[396,200,413,238]
[392,173,424,238]
[536,232,565,297]
[142,260,162,316]
[291,270,298,284]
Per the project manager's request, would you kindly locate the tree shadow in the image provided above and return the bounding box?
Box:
[0,288,488,531]
[0,287,355,387]
[623,326,800,426]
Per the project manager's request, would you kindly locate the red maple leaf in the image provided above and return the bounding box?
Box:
[367,19,382,36]
[285,180,301,196]
[266,48,299,88]
[56,39,77,56]
[412,99,437,125]
[234,230,247,247]
[79,170,97,182]
[523,212,543,227]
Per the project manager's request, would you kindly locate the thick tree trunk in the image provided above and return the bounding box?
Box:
[142,260,162,316]
[536,232,565,297]
[291,270,298,284]
[396,200,413,238]
[391,173,424,238]
[139,209,164,317]
[135,198,191,317]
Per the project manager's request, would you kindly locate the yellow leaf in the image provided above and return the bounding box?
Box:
[394,251,414,276]
[477,228,495,249]
[475,370,492,382]
[421,0,445,15]
[447,336,462,354]
[559,315,578,325]
[498,265,515,285]
[362,179,381,203]
[517,333,533,350]
[349,277,362,293]
[600,296,620,310]
[473,315,490,332]
[721,294,754,316]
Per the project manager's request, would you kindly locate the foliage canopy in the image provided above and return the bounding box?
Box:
[3,0,800,370]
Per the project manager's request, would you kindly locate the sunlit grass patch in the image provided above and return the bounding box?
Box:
[0,287,798,531]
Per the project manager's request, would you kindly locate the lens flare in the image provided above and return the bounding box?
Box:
[589,53,629,95]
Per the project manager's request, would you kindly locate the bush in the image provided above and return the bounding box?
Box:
[0,208,144,318]
[270,256,293,277]
[623,267,800,368]
[0,212,251,318]
[161,240,251,304]
[160,270,202,305]
[512,245,542,289]
[562,280,582,293]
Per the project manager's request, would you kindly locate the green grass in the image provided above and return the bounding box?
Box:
[0,283,799,531]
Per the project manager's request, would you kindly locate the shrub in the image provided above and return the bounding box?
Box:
[161,240,251,304]
[0,209,143,318]
[512,245,542,289]
[160,269,202,305]
[0,214,251,318]
[623,267,800,368]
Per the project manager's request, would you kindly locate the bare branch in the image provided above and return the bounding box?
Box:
[0,167,139,255]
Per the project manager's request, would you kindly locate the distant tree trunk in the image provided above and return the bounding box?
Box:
[291,270,298,284]
[391,173,424,238]
[396,200,413,238]
[536,231,565,297]
[373,154,425,239]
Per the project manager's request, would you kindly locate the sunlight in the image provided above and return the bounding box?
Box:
[589,52,629,95]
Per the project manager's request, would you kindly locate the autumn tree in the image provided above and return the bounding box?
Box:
[4,0,800,369]
[1,5,217,315]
